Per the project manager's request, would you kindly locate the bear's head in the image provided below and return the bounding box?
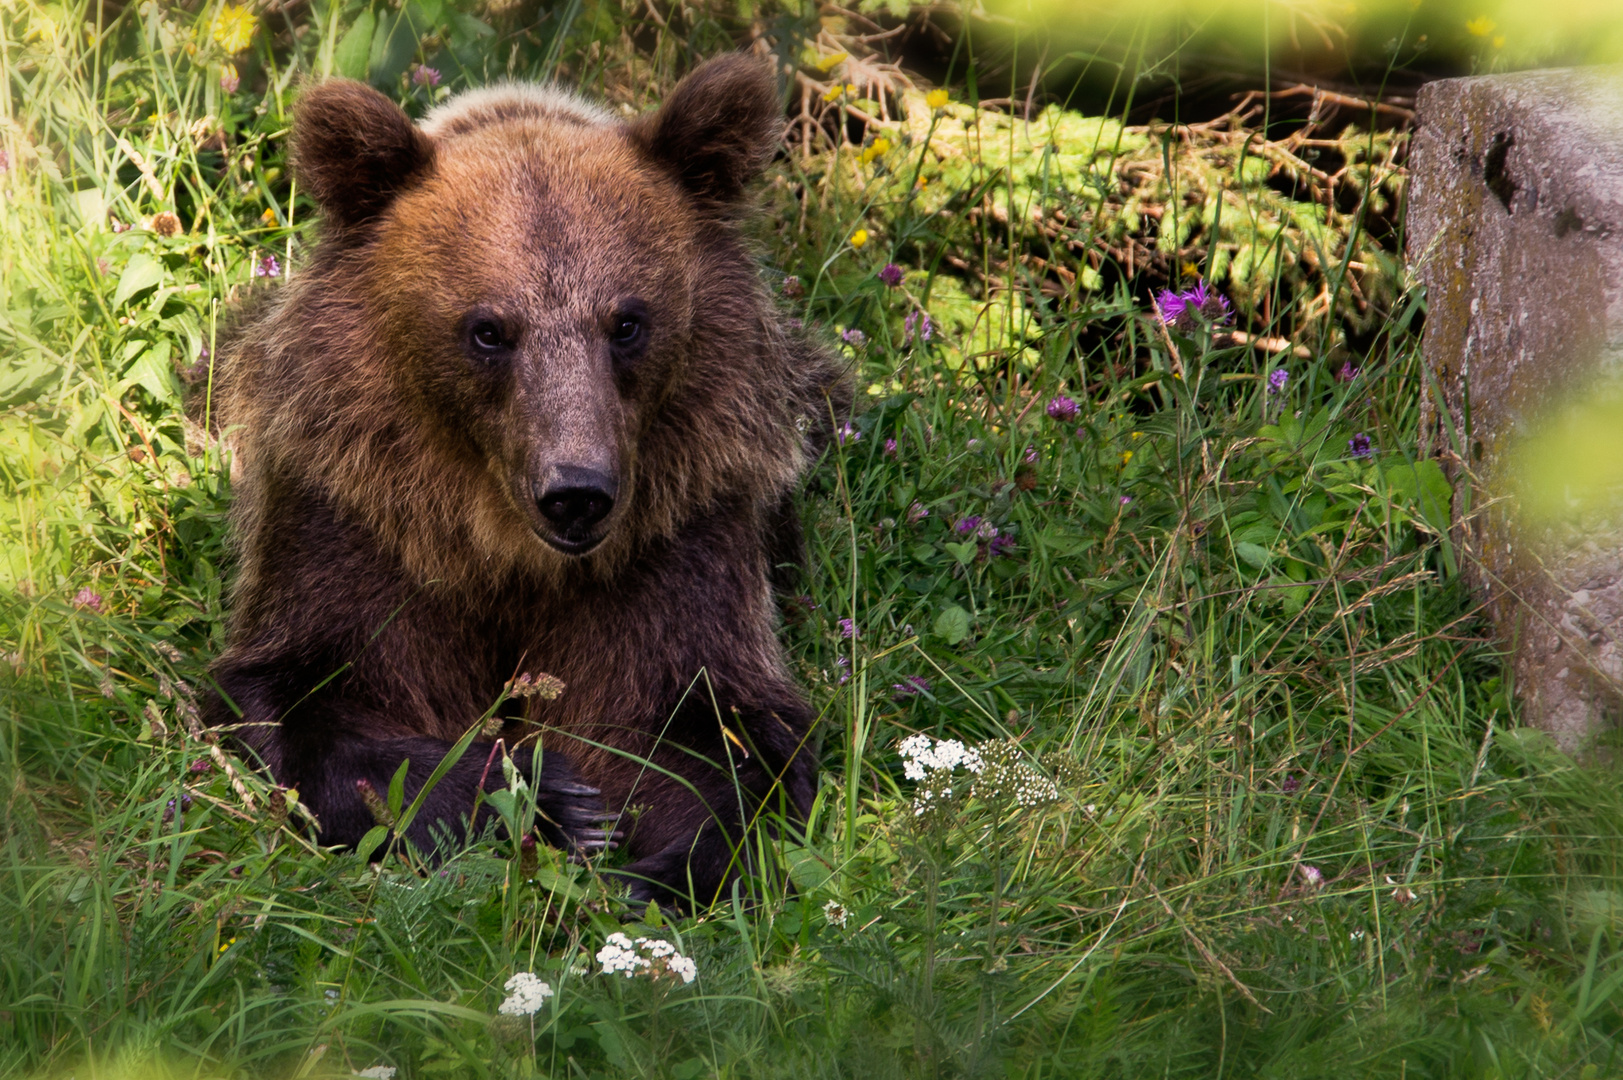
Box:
[272,55,825,579]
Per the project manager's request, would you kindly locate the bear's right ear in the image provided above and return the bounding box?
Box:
[292,79,435,231]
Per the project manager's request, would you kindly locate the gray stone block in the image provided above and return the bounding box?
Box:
[1409,66,1623,751]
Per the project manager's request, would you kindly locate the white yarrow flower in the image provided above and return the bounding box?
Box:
[594,933,697,984]
[497,971,554,1016]
[823,899,849,927]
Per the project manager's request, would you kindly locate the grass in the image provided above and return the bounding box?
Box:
[4,1,1623,1077]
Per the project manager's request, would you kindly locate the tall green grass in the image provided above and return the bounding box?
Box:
[4,1,1623,1077]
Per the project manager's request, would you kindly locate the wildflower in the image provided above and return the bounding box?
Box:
[859,137,891,165]
[838,618,856,639]
[903,311,933,343]
[781,275,802,299]
[1120,450,1133,465]
[1464,15,1496,37]
[849,228,869,249]
[840,328,866,347]
[1023,445,1039,465]
[1336,361,1360,382]
[906,501,929,524]
[814,51,848,72]
[219,62,239,93]
[899,734,983,781]
[190,757,212,773]
[833,656,849,684]
[1281,773,1301,793]
[822,82,858,102]
[989,534,1017,558]
[211,4,256,54]
[925,88,951,109]
[892,675,931,697]
[1299,864,1324,888]
[73,587,104,613]
[505,671,565,700]
[878,263,904,287]
[823,899,849,927]
[411,64,441,88]
[354,1069,397,1080]
[149,210,183,237]
[1348,432,1373,458]
[975,520,998,542]
[1117,495,1132,506]
[1046,395,1079,422]
[0,149,10,174]
[596,932,696,984]
[837,420,860,445]
[1157,279,1232,333]
[955,515,982,536]
[966,438,981,451]
[1267,368,1289,393]
[497,972,554,1016]
[798,595,818,611]
[355,778,394,827]
[883,437,898,456]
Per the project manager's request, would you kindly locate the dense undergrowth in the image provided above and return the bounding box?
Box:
[5,1,1623,1077]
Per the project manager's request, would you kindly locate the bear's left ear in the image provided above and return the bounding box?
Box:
[633,53,782,210]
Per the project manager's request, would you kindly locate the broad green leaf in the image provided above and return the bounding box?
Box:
[386,758,409,818]
[333,10,375,79]
[355,824,390,864]
[945,540,978,565]
[112,254,164,309]
[934,604,970,645]
[123,340,178,404]
[1234,542,1272,570]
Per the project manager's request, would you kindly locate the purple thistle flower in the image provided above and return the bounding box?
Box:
[1337,361,1360,382]
[906,501,929,523]
[892,675,931,697]
[1154,288,1189,329]
[884,437,898,456]
[253,252,280,278]
[411,64,441,88]
[955,516,982,536]
[1348,432,1373,458]
[73,587,104,613]
[1187,280,1233,324]
[878,263,904,287]
[1046,395,1079,422]
[838,618,856,639]
[905,311,933,343]
[1267,369,1289,393]
[840,328,866,347]
[837,421,861,445]
[989,534,1017,558]
[1158,279,1231,332]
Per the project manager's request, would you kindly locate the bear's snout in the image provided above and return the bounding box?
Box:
[533,465,618,553]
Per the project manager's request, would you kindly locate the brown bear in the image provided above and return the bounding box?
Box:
[204,53,850,909]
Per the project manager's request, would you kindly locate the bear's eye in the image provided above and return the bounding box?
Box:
[467,319,509,357]
[610,314,642,347]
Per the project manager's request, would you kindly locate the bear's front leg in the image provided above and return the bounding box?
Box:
[608,698,816,910]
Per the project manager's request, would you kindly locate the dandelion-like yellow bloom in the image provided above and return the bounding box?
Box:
[1464,15,1496,37]
[849,228,869,249]
[260,207,276,225]
[815,52,848,72]
[1120,450,1134,465]
[858,137,892,165]
[212,4,256,55]
[925,88,950,110]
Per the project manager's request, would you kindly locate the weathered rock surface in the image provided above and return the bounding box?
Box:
[1409,67,1623,751]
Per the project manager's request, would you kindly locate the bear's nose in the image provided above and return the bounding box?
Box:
[535,467,617,534]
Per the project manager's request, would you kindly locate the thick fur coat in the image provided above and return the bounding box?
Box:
[205,54,850,907]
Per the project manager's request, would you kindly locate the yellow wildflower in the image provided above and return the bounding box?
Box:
[1464,15,1495,37]
[849,228,869,249]
[212,4,256,55]
[260,207,277,225]
[822,82,858,103]
[858,136,891,165]
[1492,34,1505,48]
[815,52,848,72]
[925,88,950,110]
[1120,450,1134,465]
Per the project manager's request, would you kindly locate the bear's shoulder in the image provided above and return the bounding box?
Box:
[421,83,617,140]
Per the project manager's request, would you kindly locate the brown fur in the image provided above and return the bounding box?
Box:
[207,55,850,906]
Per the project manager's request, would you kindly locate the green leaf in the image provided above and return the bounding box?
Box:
[1234,542,1272,570]
[112,254,164,309]
[934,604,970,645]
[944,540,978,566]
[333,10,375,79]
[386,758,409,819]
[356,824,390,864]
[123,340,178,404]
